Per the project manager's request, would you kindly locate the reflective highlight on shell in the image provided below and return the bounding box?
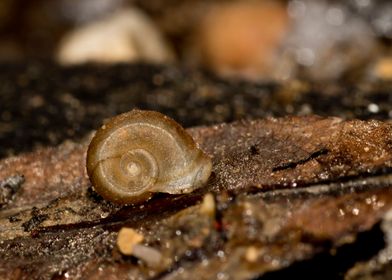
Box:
[86,110,212,204]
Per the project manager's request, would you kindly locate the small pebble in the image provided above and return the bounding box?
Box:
[200,193,215,217]
[117,227,143,255]
[117,227,162,267]
[132,244,163,268]
[57,8,174,65]
[245,246,259,263]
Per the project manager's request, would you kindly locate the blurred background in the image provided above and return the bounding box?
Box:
[1,0,392,81]
[1,0,392,158]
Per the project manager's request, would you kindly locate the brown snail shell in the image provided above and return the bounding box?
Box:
[86,110,212,204]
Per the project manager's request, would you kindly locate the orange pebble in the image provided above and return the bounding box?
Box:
[197,1,289,78]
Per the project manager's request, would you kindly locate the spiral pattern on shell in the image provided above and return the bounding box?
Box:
[86,110,212,204]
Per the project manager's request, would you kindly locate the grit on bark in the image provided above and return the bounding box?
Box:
[1,116,392,279]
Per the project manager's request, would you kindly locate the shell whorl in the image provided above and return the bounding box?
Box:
[86,110,212,204]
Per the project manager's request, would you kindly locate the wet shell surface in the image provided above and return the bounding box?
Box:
[86,110,212,204]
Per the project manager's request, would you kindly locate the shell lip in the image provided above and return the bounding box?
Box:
[150,153,213,194]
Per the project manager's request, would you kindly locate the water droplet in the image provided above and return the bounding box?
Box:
[217,272,229,280]
[288,0,307,18]
[185,250,192,257]
[296,48,315,66]
[368,103,380,113]
[177,267,184,274]
[217,250,225,258]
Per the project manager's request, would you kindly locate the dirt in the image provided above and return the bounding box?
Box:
[1,62,392,158]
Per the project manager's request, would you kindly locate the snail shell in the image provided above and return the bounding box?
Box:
[86,110,212,204]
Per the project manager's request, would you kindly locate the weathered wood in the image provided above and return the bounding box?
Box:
[1,116,392,279]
